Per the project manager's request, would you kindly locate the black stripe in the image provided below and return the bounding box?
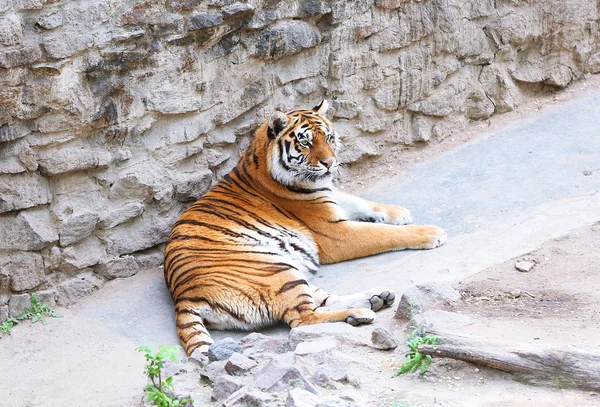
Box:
[277,279,308,294]
[286,185,331,194]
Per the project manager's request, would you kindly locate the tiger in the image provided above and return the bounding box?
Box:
[164,100,447,356]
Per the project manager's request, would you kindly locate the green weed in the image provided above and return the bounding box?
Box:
[0,317,19,336]
[393,330,439,376]
[137,345,192,407]
[17,294,60,324]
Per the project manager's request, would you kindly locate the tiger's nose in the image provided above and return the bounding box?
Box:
[320,158,336,169]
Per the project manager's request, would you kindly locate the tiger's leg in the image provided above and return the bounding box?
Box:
[316,221,446,264]
[310,285,396,312]
[276,278,376,327]
[334,190,412,225]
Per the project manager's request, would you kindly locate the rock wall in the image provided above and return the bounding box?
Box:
[1,0,600,317]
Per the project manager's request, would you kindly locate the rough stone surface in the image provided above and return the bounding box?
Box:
[294,339,338,356]
[0,173,51,213]
[0,207,58,251]
[515,260,536,272]
[208,337,241,362]
[223,387,278,407]
[95,256,139,279]
[240,332,293,360]
[0,0,599,309]
[212,375,246,401]
[370,327,398,350]
[286,388,319,407]
[56,271,104,306]
[289,323,365,347]
[8,293,31,318]
[253,352,319,395]
[0,251,45,292]
[224,352,258,375]
[395,281,462,319]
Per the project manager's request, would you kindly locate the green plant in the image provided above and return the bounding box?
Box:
[393,330,439,376]
[0,317,19,336]
[17,294,60,324]
[137,345,192,407]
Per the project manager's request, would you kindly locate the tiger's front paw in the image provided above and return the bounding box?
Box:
[384,205,412,225]
[407,225,447,249]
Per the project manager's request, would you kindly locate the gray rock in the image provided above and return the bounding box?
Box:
[411,115,434,142]
[294,338,337,356]
[286,388,319,407]
[223,2,254,20]
[36,289,57,308]
[208,337,240,361]
[37,147,112,176]
[370,327,398,350]
[56,271,104,306]
[0,306,8,323]
[515,260,536,273]
[212,375,246,401]
[60,237,106,272]
[201,359,227,383]
[97,202,145,230]
[188,11,223,30]
[214,77,275,125]
[57,208,99,247]
[466,90,495,120]
[96,205,182,256]
[0,251,44,292]
[289,323,365,347]
[133,244,165,269]
[254,20,321,61]
[0,207,58,251]
[174,171,213,201]
[95,256,139,279]
[42,30,93,59]
[8,293,31,318]
[0,41,42,68]
[0,13,23,46]
[240,332,292,360]
[410,310,474,332]
[223,387,277,407]
[395,281,461,319]
[225,352,258,375]
[253,352,319,395]
[37,9,63,30]
[0,172,52,213]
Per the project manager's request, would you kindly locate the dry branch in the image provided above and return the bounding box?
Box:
[418,332,600,391]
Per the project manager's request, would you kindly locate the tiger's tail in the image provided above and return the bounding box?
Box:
[175,301,213,356]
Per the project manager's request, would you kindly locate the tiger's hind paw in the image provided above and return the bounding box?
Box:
[345,309,376,326]
[369,290,396,312]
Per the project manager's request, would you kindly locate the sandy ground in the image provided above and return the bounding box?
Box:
[1,76,600,407]
[365,221,600,407]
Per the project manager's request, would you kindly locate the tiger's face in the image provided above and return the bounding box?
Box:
[267,100,340,187]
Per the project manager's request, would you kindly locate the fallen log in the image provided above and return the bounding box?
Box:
[417,332,600,391]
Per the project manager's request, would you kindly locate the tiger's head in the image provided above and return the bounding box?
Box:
[265,100,340,188]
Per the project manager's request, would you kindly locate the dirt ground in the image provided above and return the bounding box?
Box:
[1,76,600,407]
[364,221,600,407]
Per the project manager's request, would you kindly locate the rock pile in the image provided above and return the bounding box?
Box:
[156,323,401,407]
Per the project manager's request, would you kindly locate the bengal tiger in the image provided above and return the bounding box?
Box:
[164,101,446,356]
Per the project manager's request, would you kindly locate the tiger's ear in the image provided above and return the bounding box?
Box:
[312,99,329,116]
[267,111,289,140]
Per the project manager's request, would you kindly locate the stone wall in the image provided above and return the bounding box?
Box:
[1,0,599,318]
